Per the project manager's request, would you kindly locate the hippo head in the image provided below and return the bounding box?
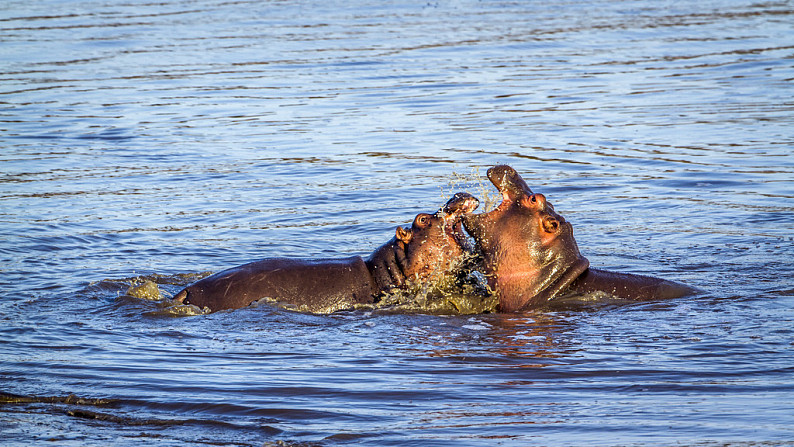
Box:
[395,192,480,281]
[462,165,590,312]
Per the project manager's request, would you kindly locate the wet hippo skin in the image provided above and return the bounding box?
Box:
[173,193,479,313]
[463,165,699,312]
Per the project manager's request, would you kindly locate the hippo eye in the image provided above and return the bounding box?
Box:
[416,214,431,227]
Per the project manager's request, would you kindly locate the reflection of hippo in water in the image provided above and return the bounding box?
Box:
[463,165,699,312]
[173,193,479,313]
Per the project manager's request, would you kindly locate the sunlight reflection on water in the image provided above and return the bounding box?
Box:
[1,0,793,445]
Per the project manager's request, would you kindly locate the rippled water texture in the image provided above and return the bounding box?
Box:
[2,0,793,445]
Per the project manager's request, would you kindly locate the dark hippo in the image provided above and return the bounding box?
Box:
[173,193,479,313]
[463,165,698,312]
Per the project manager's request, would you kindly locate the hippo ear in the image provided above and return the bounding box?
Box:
[541,215,560,234]
[395,226,413,244]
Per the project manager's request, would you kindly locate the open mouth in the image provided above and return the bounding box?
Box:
[447,218,470,248]
[439,192,479,247]
[461,167,523,239]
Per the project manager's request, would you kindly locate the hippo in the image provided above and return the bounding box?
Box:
[173,193,479,313]
[463,165,698,312]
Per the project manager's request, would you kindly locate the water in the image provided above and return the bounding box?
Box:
[2,0,793,445]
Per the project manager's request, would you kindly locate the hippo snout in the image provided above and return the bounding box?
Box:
[487,165,533,198]
[443,192,480,215]
[487,164,516,181]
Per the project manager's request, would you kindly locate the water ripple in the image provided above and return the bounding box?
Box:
[2,0,793,445]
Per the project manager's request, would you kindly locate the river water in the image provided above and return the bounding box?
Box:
[2,0,793,445]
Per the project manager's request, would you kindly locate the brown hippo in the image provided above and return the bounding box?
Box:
[173,193,479,313]
[463,165,698,312]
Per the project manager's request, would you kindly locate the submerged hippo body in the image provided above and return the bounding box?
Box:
[463,165,698,312]
[174,193,479,313]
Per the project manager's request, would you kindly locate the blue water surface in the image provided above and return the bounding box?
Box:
[1,0,793,445]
